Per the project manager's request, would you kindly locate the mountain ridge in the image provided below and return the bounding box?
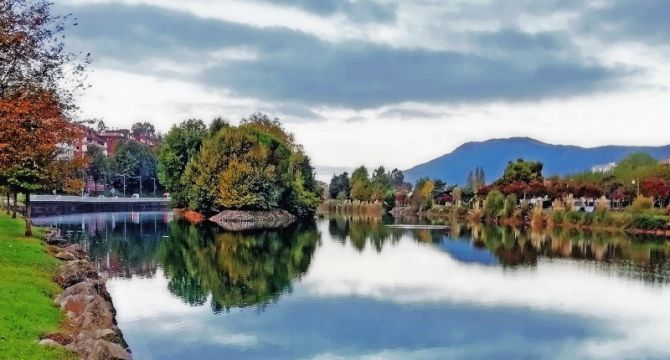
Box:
[403,137,670,185]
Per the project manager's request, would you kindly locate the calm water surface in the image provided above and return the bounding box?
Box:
[33,212,670,360]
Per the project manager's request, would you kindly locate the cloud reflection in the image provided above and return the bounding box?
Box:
[302,222,670,359]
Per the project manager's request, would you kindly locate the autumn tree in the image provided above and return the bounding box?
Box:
[0,0,88,235]
[182,114,319,217]
[641,177,670,207]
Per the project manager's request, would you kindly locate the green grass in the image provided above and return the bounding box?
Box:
[0,213,77,359]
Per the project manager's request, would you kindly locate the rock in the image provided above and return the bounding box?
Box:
[41,332,74,346]
[79,296,115,331]
[62,244,88,260]
[209,209,296,231]
[91,328,124,345]
[58,294,96,322]
[54,260,99,288]
[44,229,69,246]
[39,338,64,348]
[55,251,76,261]
[90,340,133,360]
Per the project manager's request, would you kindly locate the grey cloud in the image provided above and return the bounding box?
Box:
[582,0,670,44]
[61,3,632,110]
[258,0,397,23]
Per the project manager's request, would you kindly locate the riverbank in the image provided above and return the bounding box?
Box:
[0,212,132,359]
[0,213,76,359]
[391,204,670,237]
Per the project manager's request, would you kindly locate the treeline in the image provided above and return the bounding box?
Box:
[158,113,320,217]
[476,154,670,208]
[86,136,159,196]
[327,166,410,208]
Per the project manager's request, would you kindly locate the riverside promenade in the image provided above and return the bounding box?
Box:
[31,195,171,216]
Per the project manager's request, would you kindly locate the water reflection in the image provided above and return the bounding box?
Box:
[159,220,319,312]
[32,212,670,359]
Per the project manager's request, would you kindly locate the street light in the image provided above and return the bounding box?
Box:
[128,175,142,197]
[632,179,640,197]
[149,177,157,197]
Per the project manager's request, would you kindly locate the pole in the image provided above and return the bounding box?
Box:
[139,175,142,198]
[123,176,126,197]
[152,178,156,197]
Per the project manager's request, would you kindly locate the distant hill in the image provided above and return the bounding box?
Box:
[403,137,670,185]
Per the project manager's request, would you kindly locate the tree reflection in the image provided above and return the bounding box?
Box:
[159,220,319,312]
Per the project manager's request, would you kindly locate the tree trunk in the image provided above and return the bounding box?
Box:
[24,192,32,237]
[12,192,17,219]
[5,192,9,215]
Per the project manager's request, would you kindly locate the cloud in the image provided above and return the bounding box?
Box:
[257,0,397,23]
[61,3,631,110]
[582,0,670,45]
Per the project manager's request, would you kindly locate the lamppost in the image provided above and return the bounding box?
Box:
[115,174,126,197]
[128,175,142,197]
[632,179,640,197]
[150,177,157,197]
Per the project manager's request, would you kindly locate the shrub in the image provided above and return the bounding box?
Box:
[631,213,669,230]
[531,206,544,229]
[484,190,505,220]
[550,210,566,227]
[502,194,517,218]
[631,196,654,212]
[567,211,583,225]
[593,208,613,227]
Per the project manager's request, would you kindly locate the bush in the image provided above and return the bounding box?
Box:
[531,206,544,229]
[551,210,566,225]
[567,211,583,225]
[631,196,653,212]
[484,190,505,220]
[593,208,613,227]
[631,213,669,230]
[502,194,517,218]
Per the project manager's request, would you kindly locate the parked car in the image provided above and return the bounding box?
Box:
[98,195,105,199]
[131,194,140,199]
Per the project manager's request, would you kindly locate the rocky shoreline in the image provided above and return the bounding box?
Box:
[40,229,132,360]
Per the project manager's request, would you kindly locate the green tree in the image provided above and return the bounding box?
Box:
[328,172,350,199]
[500,159,543,184]
[484,190,505,220]
[209,117,230,134]
[113,140,158,195]
[350,166,371,201]
[86,145,111,192]
[157,119,208,206]
[182,114,318,217]
[131,121,156,137]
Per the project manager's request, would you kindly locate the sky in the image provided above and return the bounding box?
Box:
[56,0,670,171]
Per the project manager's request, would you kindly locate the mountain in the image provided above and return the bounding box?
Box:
[403,137,670,185]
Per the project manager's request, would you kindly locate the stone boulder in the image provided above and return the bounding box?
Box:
[54,260,99,288]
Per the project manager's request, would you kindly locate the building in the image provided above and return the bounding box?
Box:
[659,158,670,166]
[591,162,616,173]
[99,129,131,156]
[74,126,108,158]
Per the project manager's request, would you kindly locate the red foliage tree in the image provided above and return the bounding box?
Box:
[641,177,670,206]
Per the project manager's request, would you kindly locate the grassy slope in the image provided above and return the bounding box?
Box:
[0,213,76,359]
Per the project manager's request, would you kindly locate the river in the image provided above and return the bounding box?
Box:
[33,211,670,360]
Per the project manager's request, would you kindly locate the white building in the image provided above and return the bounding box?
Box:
[591,162,616,173]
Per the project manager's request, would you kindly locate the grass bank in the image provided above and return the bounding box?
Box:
[0,213,76,359]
